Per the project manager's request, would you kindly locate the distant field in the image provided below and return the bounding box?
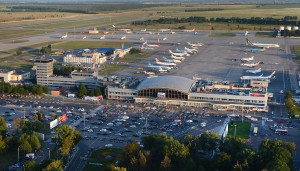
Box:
[0,30,52,40]
[116,52,152,63]
[209,33,236,37]
[98,64,127,76]
[255,32,276,38]
[53,41,132,50]
[84,148,122,171]
[26,11,148,29]
[3,39,29,44]
[228,121,251,139]
[294,46,300,56]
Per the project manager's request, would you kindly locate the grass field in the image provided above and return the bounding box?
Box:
[0,150,18,171]
[84,148,122,171]
[98,64,127,76]
[4,40,29,44]
[0,30,52,40]
[294,46,300,64]
[209,33,236,37]
[116,52,152,63]
[228,121,251,139]
[255,32,276,38]
[52,41,132,50]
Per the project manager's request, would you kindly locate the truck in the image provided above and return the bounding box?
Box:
[253,127,258,136]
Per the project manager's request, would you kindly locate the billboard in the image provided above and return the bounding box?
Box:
[157,92,166,99]
[50,119,58,129]
[59,114,67,124]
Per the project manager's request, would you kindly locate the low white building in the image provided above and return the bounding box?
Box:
[0,70,30,83]
[63,54,106,65]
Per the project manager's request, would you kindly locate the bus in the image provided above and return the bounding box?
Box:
[275,129,288,135]
[253,127,258,136]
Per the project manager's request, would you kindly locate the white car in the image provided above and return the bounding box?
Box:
[107,123,114,126]
[88,129,93,132]
[105,144,113,147]
[130,125,136,128]
[49,106,54,109]
[57,110,62,113]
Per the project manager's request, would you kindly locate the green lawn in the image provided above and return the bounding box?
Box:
[116,52,152,63]
[53,41,132,50]
[4,40,29,44]
[0,150,18,170]
[228,121,251,139]
[255,32,276,38]
[294,46,300,56]
[208,33,236,37]
[98,64,128,76]
[84,148,122,171]
[0,30,52,40]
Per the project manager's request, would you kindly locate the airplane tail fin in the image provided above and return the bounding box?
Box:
[148,61,152,66]
[163,57,167,60]
[155,58,159,63]
[169,50,172,53]
[246,38,253,46]
[269,71,276,79]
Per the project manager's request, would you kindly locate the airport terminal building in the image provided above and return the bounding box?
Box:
[106,76,270,112]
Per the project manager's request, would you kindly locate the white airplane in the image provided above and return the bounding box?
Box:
[82,36,86,39]
[147,44,159,48]
[187,42,203,47]
[163,37,167,41]
[171,32,176,34]
[241,61,260,68]
[163,57,181,63]
[112,25,116,28]
[120,35,126,40]
[148,62,171,71]
[246,38,279,48]
[184,47,198,53]
[245,31,249,36]
[175,47,193,54]
[246,68,262,74]
[240,71,276,80]
[138,45,153,50]
[169,50,190,57]
[140,29,147,32]
[241,56,254,62]
[100,35,105,40]
[155,58,176,66]
[126,31,132,34]
[184,28,195,32]
[171,54,185,60]
[61,33,68,39]
[160,28,170,32]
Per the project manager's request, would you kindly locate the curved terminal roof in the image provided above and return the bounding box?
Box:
[137,76,195,94]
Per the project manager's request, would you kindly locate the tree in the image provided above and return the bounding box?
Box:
[0,116,8,137]
[77,84,87,97]
[90,88,95,97]
[29,133,41,151]
[55,125,74,144]
[138,150,146,169]
[43,160,63,171]
[24,161,38,171]
[214,152,232,171]
[43,86,49,94]
[160,155,171,169]
[20,141,32,153]
[95,87,102,96]
[37,86,44,95]
[0,135,7,154]
[13,118,21,132]
[16,49,22,56]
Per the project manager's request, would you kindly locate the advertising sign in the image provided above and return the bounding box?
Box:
[50,119,58,129]
[59,114,67,124]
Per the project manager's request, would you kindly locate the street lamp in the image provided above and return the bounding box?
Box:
[18,146,20,162]
[48,148,50,160]
[234,125,237,138]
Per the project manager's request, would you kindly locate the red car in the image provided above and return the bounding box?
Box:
[278,120,285,123]
[124,125,129,127]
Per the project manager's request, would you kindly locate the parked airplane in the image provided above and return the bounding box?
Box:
[141,29,147,32]
[82,36,86,39]
[175,47,192,54]
[160,28,170,32]
[241,56,254,62]
[184,28,195,32]
[163,57,181,63]
[147,44,159,48]
[244,47,266,52]
[241,61,260,67]
[169,50,190,57]
[170,54,185,60]
[138,46,153,50]
[100,35,105,40]
[148,62,170,72]
[156,58,176,66]
[246,38,280,48]
[187,42,203,47]
[61,33,68,39]
[240,71,276,80]
[245,31,249,36]
[184,47,198,53]
[171,32,176,34]
[246,68,262,74]
[163,37,167,41]
[120,35,126,40]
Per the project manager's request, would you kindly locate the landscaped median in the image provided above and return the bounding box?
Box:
[227,121,251,139]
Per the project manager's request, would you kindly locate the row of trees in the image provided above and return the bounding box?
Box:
[119,133,296,171]
[280,29,300,37]
[24,160,64,171]
[0,82,49,96]
[40,45,52,54]
[74,84,102,98]
[285,91,300,118]
[185,8,224,12]
[132,16,300,27]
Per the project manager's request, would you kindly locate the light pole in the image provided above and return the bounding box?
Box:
[18,146,20,162]
[234,125,237,138]
[48,148,50,160]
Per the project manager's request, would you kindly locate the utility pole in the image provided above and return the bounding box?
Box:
[23,109,25,120]
[234,125,237,138]
[18,146,20,161]
[48,148,50,160]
